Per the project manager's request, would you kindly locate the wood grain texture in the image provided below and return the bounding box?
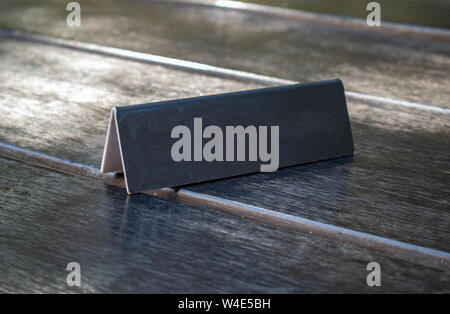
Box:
[0,38,448,253]
[2,142,448,271]
[231,0,450,29]
[0,2,449,292]
[0,0,449,107]
[1,158,449,293]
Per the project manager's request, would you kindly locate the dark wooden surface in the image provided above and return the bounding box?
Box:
[238,0,450,29]
[1,37,448,252]
[1,0,449,107]
[0,0,449,293]
[1,158,449,293]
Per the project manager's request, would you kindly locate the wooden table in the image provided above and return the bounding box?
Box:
[0,0,449,293]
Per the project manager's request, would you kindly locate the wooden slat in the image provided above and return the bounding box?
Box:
[0,0,449,108]
[196,0,450,29]
[1,158,448,293]
[2,142,447,271]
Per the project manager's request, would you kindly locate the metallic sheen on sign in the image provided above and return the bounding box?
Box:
[101,79,354,194]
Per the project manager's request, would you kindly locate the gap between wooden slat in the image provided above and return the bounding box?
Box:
[1,141,449,271]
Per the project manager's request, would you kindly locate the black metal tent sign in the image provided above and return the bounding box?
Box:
[101,79,354,194]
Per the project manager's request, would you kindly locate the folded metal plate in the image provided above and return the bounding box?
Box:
[101,79,354,194]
